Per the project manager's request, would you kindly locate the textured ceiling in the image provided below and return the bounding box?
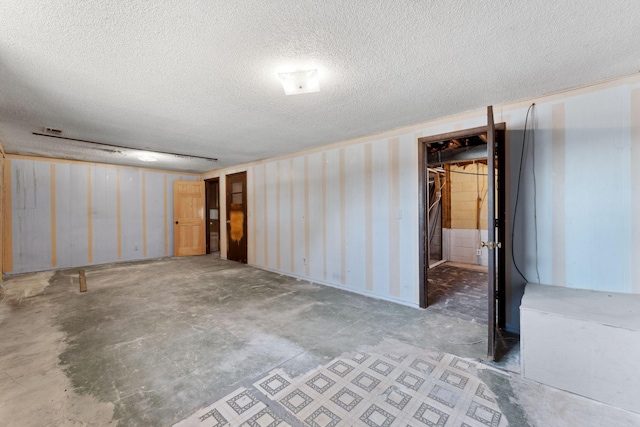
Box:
[1,1,639,172]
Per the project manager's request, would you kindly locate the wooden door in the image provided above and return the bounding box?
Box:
[173,181,206,256]
[226,172,247,263]
[486,106,499,361]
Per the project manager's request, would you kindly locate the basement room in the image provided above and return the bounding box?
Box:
[1,2,640,426]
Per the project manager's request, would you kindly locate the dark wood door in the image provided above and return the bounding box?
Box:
[486,106,498,361]
[226,172,247,263]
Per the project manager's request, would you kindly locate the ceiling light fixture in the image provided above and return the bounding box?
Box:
[137,154,158,162]
[32,132,218,162]
[278,69,320,95]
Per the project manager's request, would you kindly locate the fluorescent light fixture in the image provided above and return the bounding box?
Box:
[278,69,320,95]
[137,154,158,162]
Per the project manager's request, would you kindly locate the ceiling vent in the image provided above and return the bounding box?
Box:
[43,126,64,136]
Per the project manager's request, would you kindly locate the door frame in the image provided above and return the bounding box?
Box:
[417,122,506,327]
[205,177,220,255]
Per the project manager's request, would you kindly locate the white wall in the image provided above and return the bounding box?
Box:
[205,73,640,332]
[4,157,197,274]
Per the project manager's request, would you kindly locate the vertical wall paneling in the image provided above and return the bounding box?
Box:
[289,160,295,273]
[631,89,640,293]
[145,172,165,259]
[265,162,279,269]
[54,164,71,268]
[69,164,89,267]
[50,164,56,267]
[527,107,554,286]
[400,134,419,302]
[87,167,93,264]
[275,162,281,270]
[252,165,262,265]
[2,160,10,272]
[164,175,168,255]
[339,149,346,284]
[364,143,373,291]
[190,75,640,328]
[388,138,401,297]
[325,150,341,284]
[304,156,310,277]
[564,89,630,291]
[263,164,269,267]
[307,153,324,279]
[552,103,567,287]
[142,172,147,257]
[344,144,366,290]
[321,152,328,281]
[11,160,53,273]
[116,168,122,259]
[292,157,306,276]
[118,169,143,260]
[251,168,258,264]
[252,165,264,265]
[278,161,292,272]
[371,140,390,296]
[91,166,118,264]
[5,156,196,272]
[105,167,120,260]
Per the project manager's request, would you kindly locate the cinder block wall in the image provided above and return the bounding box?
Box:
[447,163,488,266]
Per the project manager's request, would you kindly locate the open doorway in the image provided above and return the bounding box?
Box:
[205,178,220,256]
[419,115,507,360]
[427,160,491,323]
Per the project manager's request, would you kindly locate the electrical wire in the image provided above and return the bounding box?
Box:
[511,103,535,283]
[531,108,541,283]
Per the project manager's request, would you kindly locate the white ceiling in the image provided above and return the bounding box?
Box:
[1,1,639,172]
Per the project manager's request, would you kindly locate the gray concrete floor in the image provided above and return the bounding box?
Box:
[0,255,638,426]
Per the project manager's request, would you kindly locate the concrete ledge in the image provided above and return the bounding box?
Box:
[521,284,640,414]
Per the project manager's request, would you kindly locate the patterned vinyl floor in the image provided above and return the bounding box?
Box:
[175,348,508,427]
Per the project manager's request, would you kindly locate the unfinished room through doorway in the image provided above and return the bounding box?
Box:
[418,111,506,360]
[427,159,490,324]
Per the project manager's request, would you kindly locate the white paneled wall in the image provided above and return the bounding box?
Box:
[203,73,640,331]
[5,158,197,274]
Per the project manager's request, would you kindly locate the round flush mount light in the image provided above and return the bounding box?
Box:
[137,154,158,162]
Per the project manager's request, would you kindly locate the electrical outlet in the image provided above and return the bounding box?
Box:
[476,249,482,256]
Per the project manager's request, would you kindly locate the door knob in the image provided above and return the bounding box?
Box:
[226,220,231,224]
[481,241,502,249]
[175,221,178,224]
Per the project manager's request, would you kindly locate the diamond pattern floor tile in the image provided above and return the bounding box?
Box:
[174,348,508,427]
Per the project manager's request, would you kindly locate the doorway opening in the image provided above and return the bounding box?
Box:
[205,178,220,256]
[427,159,491,324]
[418,113,507,360]
[226,172,248,263]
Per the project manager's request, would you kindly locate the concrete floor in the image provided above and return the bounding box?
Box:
[427,262,489,325]
[0,256,638,426]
